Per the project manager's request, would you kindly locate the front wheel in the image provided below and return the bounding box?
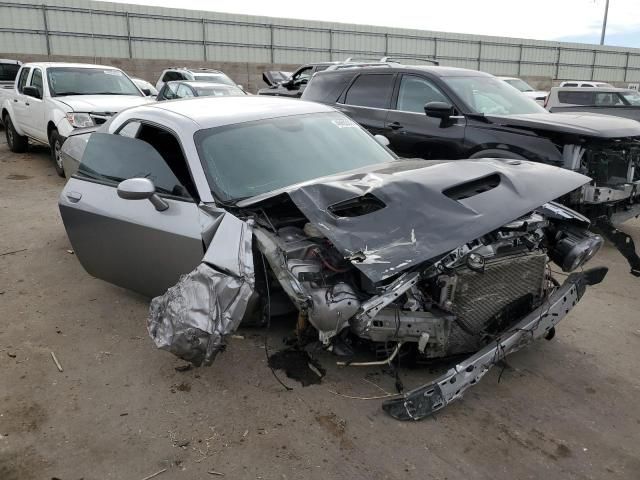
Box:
[49,129,65,178]
[4,115,28,153]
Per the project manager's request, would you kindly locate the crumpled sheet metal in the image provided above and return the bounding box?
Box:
[148,215,254,366]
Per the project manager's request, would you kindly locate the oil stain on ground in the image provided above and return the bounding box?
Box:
[268,348,325,386]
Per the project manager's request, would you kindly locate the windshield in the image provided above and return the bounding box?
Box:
[47,67,142,97]
[504,78,534,92]
[194,85,245,97]
[448,76,547,115]
[195,112,395,202]
[621,90,640,106]
[192,73,235,86]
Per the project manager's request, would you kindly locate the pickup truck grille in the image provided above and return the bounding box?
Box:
[444,251,548,354]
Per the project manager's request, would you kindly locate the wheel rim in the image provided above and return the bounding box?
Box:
[54,140,63,169]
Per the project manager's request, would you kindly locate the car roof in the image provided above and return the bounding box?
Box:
[22,62,121,69]
[167,80,239,88]
[145,96,335,129]
[552,86,630,92]
[315,65,493,77]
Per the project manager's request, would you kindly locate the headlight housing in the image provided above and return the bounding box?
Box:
[549,227,604,272]
[66,112,94,128]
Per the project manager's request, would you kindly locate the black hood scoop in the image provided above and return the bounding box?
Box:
[287,159,590,283]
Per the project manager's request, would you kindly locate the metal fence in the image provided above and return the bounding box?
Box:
[2,0,640,82]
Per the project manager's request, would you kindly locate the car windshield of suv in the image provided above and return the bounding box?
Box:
[192,73,235,86]
[621,90,640,106]
[504,78,534,92]
[195,112,395,202]
[448,76,547,115]
[194,85,245,97]
[47,67,142,96]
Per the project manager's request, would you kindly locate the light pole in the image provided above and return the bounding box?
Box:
[600,0,610,45]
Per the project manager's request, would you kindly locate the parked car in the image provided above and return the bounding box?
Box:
[497,76,548,104]
[258,58,398,98]
[559,80,615,88]
[132,77,158,97]
[0,62,153,176]
[59,96,607,420]
[156,81,246,101]
[545,87,640,121]
[0,58,21,89]
[302,65,640,275]
[155,67,241,92]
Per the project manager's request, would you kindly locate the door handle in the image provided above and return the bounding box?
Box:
[25,102,29,106]
[388,121,404,130]
[65,191,82,203]
[13,99,17,103]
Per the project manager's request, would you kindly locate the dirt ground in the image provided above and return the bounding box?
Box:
[1,131,639,480]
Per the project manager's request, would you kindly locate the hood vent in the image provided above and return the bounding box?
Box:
[443,174,501,201]
[328,193,386,218]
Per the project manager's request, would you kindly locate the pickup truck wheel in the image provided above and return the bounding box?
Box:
[4,115,28,153]
[49,129,65,178]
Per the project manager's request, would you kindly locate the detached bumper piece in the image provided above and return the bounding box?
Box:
[382,267,607,421]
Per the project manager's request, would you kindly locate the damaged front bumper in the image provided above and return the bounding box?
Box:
[382,267,607,421]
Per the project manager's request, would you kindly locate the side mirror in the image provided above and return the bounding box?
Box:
[117,178,168,211]
[374,134,390,147]
[141,88,152,96]
[424,101,454,119]
[22,85,41,99]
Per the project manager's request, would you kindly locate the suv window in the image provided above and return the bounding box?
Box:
[17,68,30,92]
[162,71,185,82]
[344,74,394,109]
[29,68,43,98]
[562,83,578,87]
[79,125,196,200]
[595,92,624,106]
[396,75,448,113]
[558,91,594,105]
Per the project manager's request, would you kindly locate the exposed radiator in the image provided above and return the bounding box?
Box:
[444,250,548,354]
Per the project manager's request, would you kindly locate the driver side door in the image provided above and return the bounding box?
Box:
[59,123,204,297]
[384,74,466,160]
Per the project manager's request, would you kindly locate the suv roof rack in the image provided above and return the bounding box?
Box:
[380,56,439,66]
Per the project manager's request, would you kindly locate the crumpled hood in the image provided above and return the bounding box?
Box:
[287,158,590,283]
[483,112,640,138]
[55,94,153,113]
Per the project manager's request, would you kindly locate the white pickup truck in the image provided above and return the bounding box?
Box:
[0,62,153,176]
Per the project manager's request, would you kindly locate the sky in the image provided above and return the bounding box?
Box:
[99,0,640,48]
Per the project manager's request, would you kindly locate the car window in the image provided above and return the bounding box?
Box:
[193,85,245,97]
[595,92,625,106]
[117,121,142,138]
[191,73,235,86]
[46,67,141,96]
[78,126,196,200]
[562,83,578,87]
[621,90,640,105]
[558,91,594,105]
[195,112,395,202]
[176,84,194,98]
[17,67,30,92]
[344,74,394,109]
[396,75,449,113]
[292,67,313,85]
[162,71,183,82]
[0,62,20,82]
[29,68,43,98]
[162,83,179,100]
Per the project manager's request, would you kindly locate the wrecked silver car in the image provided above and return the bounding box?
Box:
[59,96,607,420]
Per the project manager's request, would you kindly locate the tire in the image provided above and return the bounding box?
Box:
[4,114,28,153]
[49,129,65,178]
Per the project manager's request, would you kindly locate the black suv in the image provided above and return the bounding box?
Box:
[302,65,640,274]
[258,58,396,98]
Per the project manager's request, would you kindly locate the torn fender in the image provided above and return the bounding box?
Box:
[147,216,255,366]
